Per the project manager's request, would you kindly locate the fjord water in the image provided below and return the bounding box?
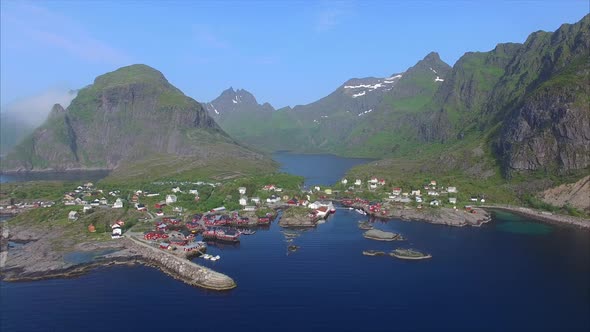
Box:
[272,151,374,186]
[1,155,589,332]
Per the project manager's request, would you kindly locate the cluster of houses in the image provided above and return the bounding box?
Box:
[340,177,386,190]
[64,183,128,219]
[385,180,461,207]
[0,200,55,213]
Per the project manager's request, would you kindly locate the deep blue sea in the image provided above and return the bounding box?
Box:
[1,154,589,332]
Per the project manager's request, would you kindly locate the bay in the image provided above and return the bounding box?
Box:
[1,154,588,332]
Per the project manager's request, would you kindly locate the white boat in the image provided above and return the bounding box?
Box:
[202,254,211,260]
[210,257,218,261]
[215,255,220,259]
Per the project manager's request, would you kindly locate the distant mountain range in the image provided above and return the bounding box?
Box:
[206,14,589,177]
[1,15,587,184]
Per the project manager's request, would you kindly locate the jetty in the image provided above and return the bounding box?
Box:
[126,235,236,290]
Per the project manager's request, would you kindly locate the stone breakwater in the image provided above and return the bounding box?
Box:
[0,223,236,291]
[126,236,236,290]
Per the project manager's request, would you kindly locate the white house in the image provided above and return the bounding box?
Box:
[251,197,261,204]
[341,178,348,185]
[111,224,122,239]
[369,183,377,189]
[415,196,423,203]
[410,190,421,196]
[90,199,100,207]
[427,191,440,196]
[189,189,199,195]
[354,179,362,186]
[470,197,478,202]
[172,187,182,193]
[447,187,457,193]
[392,188,402,195]
[238,187,247,195]
[68,211,79,221]
[275,188,283,192]
[314,186,321,192]
[83,205,93,213]
[449,197,457,204]
[239,197,248,206]
[243,206,256,211]
[480,198,486,203]
[430,180,437,186]
[166,195,177,204]
[99,198,108,205]
[430,200,440,206]
[113,198,123,209]
[369,177,379,184]
[266,195,281,204]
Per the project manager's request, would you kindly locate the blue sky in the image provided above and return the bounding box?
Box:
[1,0,587,109]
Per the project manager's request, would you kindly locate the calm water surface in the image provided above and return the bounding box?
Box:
[1,154,589,332]
[272,151,373,186]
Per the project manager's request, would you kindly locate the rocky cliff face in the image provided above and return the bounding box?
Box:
[493,15,590,175]
[496,79,589,174]
[2,64,268,174]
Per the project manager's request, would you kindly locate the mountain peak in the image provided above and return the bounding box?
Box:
[93,64,169,89]
[423,51,442,62]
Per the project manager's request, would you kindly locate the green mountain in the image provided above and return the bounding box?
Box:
[208,15,589,180]
[1,64,275,180]
[347,14,589,205]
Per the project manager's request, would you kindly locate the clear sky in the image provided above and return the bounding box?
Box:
[1,0,587,109]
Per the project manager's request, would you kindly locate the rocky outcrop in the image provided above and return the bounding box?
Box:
[496,84,589,174]
[538,176,590,212]
[363,229,402,241]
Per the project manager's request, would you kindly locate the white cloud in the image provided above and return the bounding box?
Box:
[1,87,77,127]
[1,2,130,64]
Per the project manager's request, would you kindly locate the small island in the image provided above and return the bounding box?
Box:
[363,229,403,241]
[390,248,432,260]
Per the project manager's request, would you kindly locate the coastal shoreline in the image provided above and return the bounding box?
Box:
[0,223,236,291]
[481,205,590,230]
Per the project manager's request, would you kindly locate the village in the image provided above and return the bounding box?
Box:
[1,174,491,262]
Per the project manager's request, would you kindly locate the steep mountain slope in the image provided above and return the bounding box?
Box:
[492,17,590,175]
[207,52,451,156]
[1,64,274,179]
[347,14,589,200]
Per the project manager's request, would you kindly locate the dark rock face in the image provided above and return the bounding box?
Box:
[496,87,590,173]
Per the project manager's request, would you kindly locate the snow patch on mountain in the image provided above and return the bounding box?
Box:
[358,109,373,116]
[352,91,366,98]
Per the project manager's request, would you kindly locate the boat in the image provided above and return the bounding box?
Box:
[240,229,256,235]
[210,256,218,261]
[202,254,212,260]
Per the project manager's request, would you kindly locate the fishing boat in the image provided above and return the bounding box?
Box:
[240,229,256,235]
